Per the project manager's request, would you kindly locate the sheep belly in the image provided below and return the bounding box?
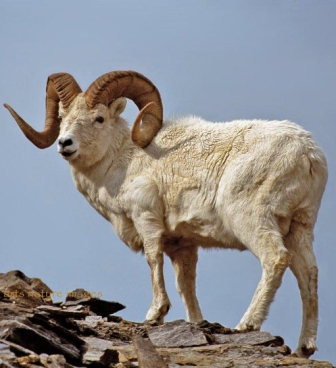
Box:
[164,189,246,251]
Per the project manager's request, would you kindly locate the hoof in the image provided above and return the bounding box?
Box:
[145,304,170,325]
[235,322,260,332]
[292,344,317,359]
[144,319,162,326]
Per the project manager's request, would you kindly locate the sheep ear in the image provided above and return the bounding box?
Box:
[109,97,127,118]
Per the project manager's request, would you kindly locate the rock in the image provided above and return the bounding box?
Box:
[107,345,137,365]
[197,320,233,335]
[64,298,125,317]
[28,311,87,351]
[63,289,125,317]
[0,291,10,302]
[148,320,208,348]
[39,354,67,368]
[0,319,84,365]
[82,316,104,329]
[0,339,36,358]
[72,320,98,338]
[90,319,148,344]
[213,330,283,346]
[0,271,53,307]
[0,299,34,320]
[82,337,118,365]
[117,351,132,364]
[157,344,293,367]
[107,315,123,323]
[35,305,89,319]
[17,354,41,366]
[17,354,76,368]
[65,289,93,302]
[132,335,168,368]
[0,342,17,365]
[74,316,105,335]
[1,271,335,368]
[0,358,17,368]
[83,336,114,350]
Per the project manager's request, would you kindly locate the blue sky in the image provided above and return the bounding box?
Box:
[1,0,335,363]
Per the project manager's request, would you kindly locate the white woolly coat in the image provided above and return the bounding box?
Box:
[72,115,327,254]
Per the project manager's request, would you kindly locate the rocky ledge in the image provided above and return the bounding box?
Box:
[0,270,334,368]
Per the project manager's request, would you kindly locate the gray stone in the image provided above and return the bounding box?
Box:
[0,342,16,364]
[148,320,208,348]
[0,357,17,368]
[0,339,36,357]
[82,336,118,365]
[83,316,104,328]
[39,354,66,368]
[213,331,281,346]
[35,305,89,319]
[0,320,83,365]
[62,298,125,317]
[132,335,168,368]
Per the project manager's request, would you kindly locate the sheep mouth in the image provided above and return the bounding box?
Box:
[61,150,77,158]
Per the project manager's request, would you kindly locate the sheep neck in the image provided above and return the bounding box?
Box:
[69,131,138,221]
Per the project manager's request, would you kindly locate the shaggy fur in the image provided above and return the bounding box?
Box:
[55,94,327,358]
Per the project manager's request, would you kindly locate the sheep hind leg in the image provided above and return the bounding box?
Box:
[235,231,290,331]
[285,221,318,358]
[165,244,204,323]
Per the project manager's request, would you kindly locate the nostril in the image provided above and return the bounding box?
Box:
[59,138,73,148]
[63,139,73,147]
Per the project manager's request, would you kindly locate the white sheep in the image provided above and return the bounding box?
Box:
[4,71,327,358]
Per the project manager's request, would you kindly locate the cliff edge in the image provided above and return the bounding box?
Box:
[0,271,334,368]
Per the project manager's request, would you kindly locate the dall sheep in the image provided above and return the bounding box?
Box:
[4,70,327,358]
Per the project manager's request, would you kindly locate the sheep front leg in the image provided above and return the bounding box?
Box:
[134,212,171,324]
[127,177,171,324]
[144,245,171,324]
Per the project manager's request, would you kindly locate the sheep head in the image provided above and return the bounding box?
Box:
[4,70,163,151]
[57,94,128,167]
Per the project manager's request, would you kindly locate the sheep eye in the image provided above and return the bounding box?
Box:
[58,116,62,122]
[95,116,104,124]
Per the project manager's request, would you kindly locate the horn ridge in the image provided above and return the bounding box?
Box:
[48,73,82,108]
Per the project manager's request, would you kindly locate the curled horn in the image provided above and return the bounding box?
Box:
[84,70,163,148]
[4,73,82,149]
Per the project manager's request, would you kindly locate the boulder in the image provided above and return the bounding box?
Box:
[0,271,53,307]
[148,320,208,348]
